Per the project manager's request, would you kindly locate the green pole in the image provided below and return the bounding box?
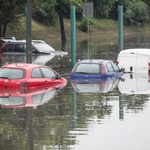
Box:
[70,6,76,69]
[118,5,123,51]
[25,7,29,63]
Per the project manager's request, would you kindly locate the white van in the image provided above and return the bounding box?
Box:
[116,48,150,73]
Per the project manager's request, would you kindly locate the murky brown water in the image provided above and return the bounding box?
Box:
[0,34,150,150]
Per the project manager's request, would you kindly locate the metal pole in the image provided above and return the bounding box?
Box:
[87,18,89,59]
[118,2,123,51]
[70,6,76,69]
[27,0,32,63]
[25,7,29,63]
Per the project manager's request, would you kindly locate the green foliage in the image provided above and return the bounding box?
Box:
[32,0,58,26]
[61,0,82,18]
[0,0,26,36]
[93,0,118,18]
[80,18,96,32]
[124,0,149,26]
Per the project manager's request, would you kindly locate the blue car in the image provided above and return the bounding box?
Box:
[70,59,124,82]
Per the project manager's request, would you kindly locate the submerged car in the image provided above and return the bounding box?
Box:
[0,38,68,55]
[0,39,55,54]
[0,63,67,89]
[70,59,124,81]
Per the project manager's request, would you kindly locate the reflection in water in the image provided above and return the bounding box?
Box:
[71,77,120,93]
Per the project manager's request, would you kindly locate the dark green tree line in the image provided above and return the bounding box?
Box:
[0,0,149,37]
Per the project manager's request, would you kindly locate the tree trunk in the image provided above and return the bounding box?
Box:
[2,24,7,37]
[57,0,66,51]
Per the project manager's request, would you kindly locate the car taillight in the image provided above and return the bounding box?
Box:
[116,61,119,65]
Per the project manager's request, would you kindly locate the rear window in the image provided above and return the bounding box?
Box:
[75,63,101,74]
[33,43,55,53]
[0,68,25,79]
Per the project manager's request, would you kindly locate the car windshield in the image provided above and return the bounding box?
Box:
[75,63,101,74]
[0,68,25,79]
[33,43,55,53]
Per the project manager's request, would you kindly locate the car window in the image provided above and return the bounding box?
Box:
[111,62,120,72]
[75,63,100,73]
[14,44,25,52]
[2,43,14,52]
[40,67,56,78]
[0,68,25,79]
[106,62,114,72]
[32,68,43,78]
[33,43,55,53]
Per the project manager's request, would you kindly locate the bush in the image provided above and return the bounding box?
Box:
[80,18,96,32]
[124,0,149,26]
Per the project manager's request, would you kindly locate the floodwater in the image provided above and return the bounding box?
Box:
[0,33,150,150]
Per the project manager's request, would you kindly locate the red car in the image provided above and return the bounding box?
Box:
[0,83,66,108]
[0,63,67,89]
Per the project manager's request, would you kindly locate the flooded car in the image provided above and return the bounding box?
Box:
[70,59,124,82]
[0,63,67,88]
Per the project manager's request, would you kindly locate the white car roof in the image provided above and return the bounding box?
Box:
[119,48,150,55]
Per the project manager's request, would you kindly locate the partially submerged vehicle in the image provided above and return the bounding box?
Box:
[70,59,124,82]
[116,48,150,73]
[0,63,67,89]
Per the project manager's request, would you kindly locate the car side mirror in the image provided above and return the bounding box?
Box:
[55,74,61,79]
[120,68,125,72]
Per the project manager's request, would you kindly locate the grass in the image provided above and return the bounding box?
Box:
[5,17,150,47]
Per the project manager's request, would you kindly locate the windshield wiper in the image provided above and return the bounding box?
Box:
[75,72,88,74]
[0,77,9,79]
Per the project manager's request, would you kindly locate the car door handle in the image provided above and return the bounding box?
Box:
[44,80,48,82]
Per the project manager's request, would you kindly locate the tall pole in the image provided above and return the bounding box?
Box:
[118,0,123,51]
[70,6,76,69]
[26,0,32,63]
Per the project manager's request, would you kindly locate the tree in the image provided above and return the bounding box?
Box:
[93,0,118,18]
[32,0,58,26]
[56,0,66,46]
[124,0,149,26]
[0,0,26,37]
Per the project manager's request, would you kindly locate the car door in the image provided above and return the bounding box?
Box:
[106,62,116,77]
[29,67,60,87]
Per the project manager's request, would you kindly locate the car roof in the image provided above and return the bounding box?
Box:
[5,40,46,44]
[77,59,112,64]
[1,63,45,69]
[119,48,150,55]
